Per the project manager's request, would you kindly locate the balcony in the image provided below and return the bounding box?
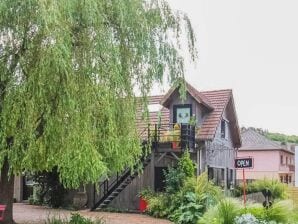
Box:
[289,165,295,172]
[148,123,196,153]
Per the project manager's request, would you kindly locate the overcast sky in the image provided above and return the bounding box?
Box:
[164,0,298,135]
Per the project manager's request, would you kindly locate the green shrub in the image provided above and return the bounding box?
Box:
[241,200,295,224]
[265,200,293,223]
[46,213,104,224]
[241,179,288,200]
[147,153,221,223]
[181,173,222,210]
[253,179,288,199]
[169,192,204,224]
[218,199,241,224]
[146,193,169,218]
[178,151,195,178]
[164,151,195,194]
[242,203,266,221]
[164,166,186,194]
[198,198,242,224]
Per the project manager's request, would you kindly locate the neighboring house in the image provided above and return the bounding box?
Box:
[13,82,242,210]
[236,129,295,185]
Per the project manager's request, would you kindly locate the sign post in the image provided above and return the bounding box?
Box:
[235,157,253,207]
[242,169,246,206]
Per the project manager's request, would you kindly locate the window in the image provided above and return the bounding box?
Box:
[285,175,289,184]
[289,176,292,183]
[221,120,228,139]
[280,155,283,164]
[286,157,288,165]
[280,176,283,183]
[148,104,161,112]
[173,104,192,124]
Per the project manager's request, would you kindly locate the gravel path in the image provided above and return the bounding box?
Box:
[13,203,171,224]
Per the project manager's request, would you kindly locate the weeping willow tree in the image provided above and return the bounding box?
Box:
[0,0,196,222]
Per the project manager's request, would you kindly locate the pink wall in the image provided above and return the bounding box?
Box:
[236,150,295,181]
[237,151,279,171]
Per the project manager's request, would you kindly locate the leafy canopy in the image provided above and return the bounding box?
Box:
[0,0,196,188]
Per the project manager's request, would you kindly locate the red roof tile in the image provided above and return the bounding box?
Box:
[198,89,232,140]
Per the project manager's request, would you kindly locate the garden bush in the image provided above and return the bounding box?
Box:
[264,200,294,223]
[46,213,104,224]
[199,198,241,224]
[235,179,288,200]
[169,192,204,224]
[164,151,195,194]
[146,151,221,223]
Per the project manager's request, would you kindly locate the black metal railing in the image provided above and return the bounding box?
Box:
[91,146,151,210]
[148,123,196,152]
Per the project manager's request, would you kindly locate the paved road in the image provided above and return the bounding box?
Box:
[14,203,172,224]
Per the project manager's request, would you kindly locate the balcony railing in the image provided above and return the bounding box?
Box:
[148,123,196,152]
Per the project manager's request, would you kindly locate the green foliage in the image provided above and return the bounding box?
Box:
[164,166,185,194]
[235,179,288,200]
[218,199,241,224]
[242,204,266,221]
[47,213,104,224]
[146,193,169,218]
[147,171,221,223]
[181,173,222,209]
[138,188,154,200]
[170,192,204,224]
[234,214,259,224]
[178,151,195,178]
[0,0,196,189]
[33,167,66,208]
[199,198,241,224]
[164,151,195,194]
[264,200,294,223]
[266,132,298,144]
[249,179,288,200]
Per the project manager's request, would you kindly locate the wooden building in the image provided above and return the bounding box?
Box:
[89,82,241,210]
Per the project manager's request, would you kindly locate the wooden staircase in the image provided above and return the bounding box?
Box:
[287,187,298,206]
[91,151,151,210]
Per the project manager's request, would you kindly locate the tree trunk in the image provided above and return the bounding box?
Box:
[0,159,15,224]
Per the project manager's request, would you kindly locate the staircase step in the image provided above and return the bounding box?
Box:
[92,152,152,210]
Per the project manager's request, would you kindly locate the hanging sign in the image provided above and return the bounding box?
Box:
[235,157,253,169]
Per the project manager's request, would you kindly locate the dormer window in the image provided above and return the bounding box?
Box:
[173,104,192,124]
[221,119,228,139]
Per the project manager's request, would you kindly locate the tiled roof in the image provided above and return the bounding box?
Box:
[240,129,294,154]
[198,89,232,140]
[136,87,241,148]
[136,95,169,139]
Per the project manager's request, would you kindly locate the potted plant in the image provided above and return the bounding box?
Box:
[138,188,153,212]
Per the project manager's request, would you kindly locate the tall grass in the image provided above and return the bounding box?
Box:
[265,200,293,223]
[198,198,241,224]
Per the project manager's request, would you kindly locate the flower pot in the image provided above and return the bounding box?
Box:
[139,196,148,212]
